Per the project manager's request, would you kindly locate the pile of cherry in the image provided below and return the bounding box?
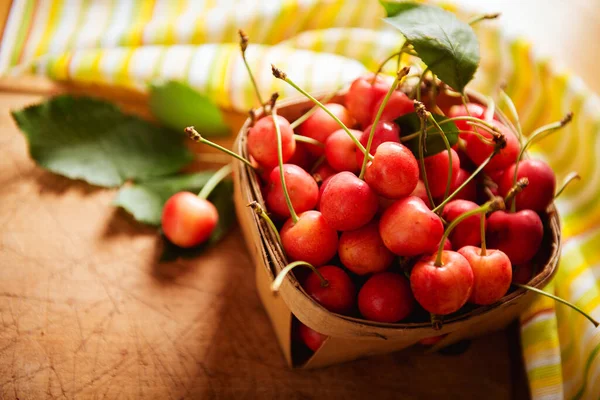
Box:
[160,32,597,354]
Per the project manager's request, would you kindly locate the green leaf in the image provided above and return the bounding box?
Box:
[149,80,230,137]
[113,172,216,225]
[381,1,480,92]
[11,95,194,187]
[396,112,459,157]
[158,180,236,262]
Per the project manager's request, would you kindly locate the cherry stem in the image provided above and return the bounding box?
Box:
[247,201,284,251]
[432,147,499,213]
[468,12,501,25]
[416,104,436,209]
[434,198,505,267]
[185,126,255,169]
[512,112,573,194]
[293,134,325,148]
[401,129,494,145]
[484,96,496,122]
[272,103,299,224]
[505,177,529,212]
[238,29,265,109]
[372,44,417,83]
[555,172,581,199]
[290,90,339,130]
[430,314,443,331]
[310,155,326,174]
[513,283,600,328]
[198,164,232,199]
[271,261,329,293]
[498,90,523,144]
[272,65,370,158]
[415,67,430,102]
[359,67,410,180]
[479,213,487,256]
[427,113,453,207]
[437,116,498,133]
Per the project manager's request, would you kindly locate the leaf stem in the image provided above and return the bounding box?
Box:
[247,201,284,251]
[198,164,232,199]
[513,283,599,327]
[434,198,504,267]
[272,65,369,157]
[272,106,299,224]
[555,172,581,199]
[293,134,325,148]
[185,126,255,169]
[290,90,339,130]
[238,29,265,108]
[468,12,501,25]
[271,261,329,292]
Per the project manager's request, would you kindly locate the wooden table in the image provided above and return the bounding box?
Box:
[0,76,531,399]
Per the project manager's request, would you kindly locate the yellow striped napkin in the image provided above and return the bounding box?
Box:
[2,1,599,397]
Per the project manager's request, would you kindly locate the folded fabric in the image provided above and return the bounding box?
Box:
[2,1,599,398]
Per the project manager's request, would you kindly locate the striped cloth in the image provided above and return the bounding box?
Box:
[1,1,599,398]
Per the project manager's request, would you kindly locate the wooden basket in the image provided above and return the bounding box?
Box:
[232,92,561,369]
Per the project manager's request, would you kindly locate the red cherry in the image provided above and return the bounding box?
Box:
[448,103,496,140]
[266,164,318,219]
[303,265,356,315]
[338,221,394,275]
[287,142,316,171]
[316,174,334,211]
[161,192,218,248]
[312,162,336,184]
[419,334,447,346]
[297,103,355,156]
[410,180,432,208]
[280,211,338,267]
[324,129,361,172]
[320,172,379,231]
[499,159,556,212]
[379,196,444,256]
[486,210,543,265]
[298,322,327,352]
[358,273,415,323]
[512,263,535,285]
[441,200,483,249]
[356,121,401,167]
[442,238,453,251]
[423,148,460,198]
[370,90,414,123]
[345,74,392,127]
[448,168,477,202]
[365,142,419,199]
[247,115,296,168]
[458,246,512,305]
[410,250,474,315]
[465,120,519,172]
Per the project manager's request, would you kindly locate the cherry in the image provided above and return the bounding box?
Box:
[324,129,361,172]
[486,210,543,265]
[499,159,556,212]
[297,103,355,155]
[280,210,338,267]
[448,103,496,140]
[266,164,318,219]
[419,334,447,346]
[312,162,336,184]
[370,90,414,124]
[379,196,444,256]
[458,246,512,305]
[316,174,333,211]
[358,272,415,323]
[298,322,327,352]
[465,120,519,172]
[448,168,477,202]
[356,121,401,167]
[303,265,356,315]
[345,74,392,127]
[161,192,218,248]
[411,250,474,315]
[410,180,432,208]
[441,200,483,249]
[287,142,316,171]
[423,148,460,198]
[364,142,419,199]
[441,237,453,251]
[247,115,296,168]
[320,172,379,231]
[338,221,394,275]
[512,263,535,285]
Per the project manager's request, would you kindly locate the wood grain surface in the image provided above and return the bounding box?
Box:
[0,79,530,399]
